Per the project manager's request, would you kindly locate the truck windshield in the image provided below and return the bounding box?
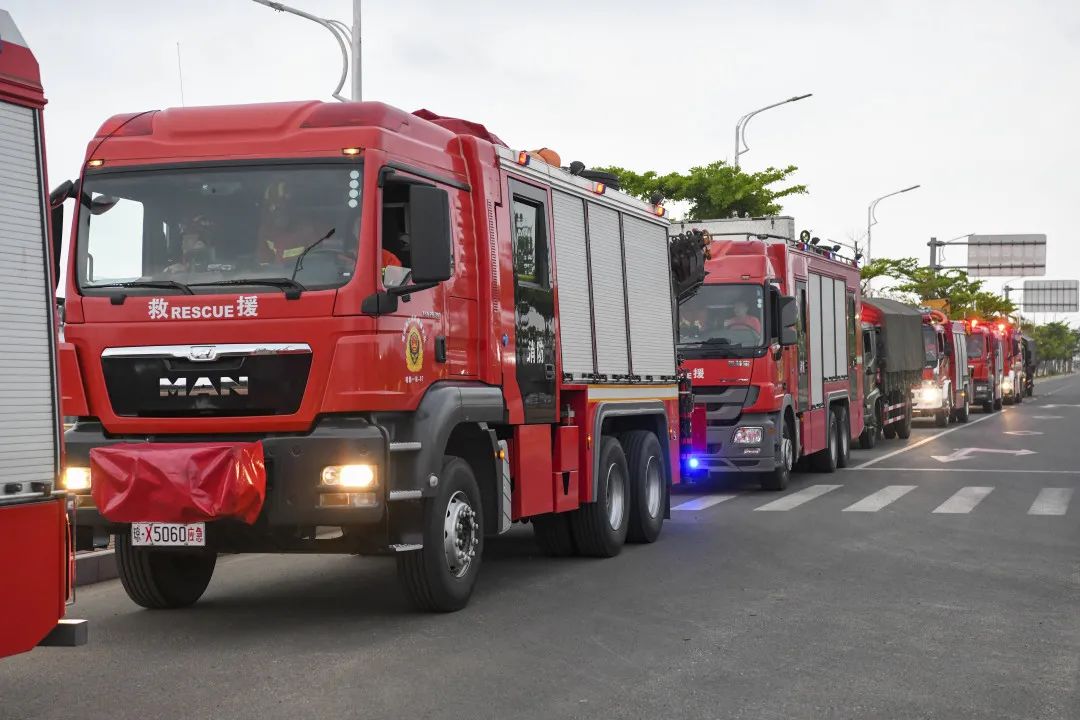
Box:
[678,283,764,349]
[923,325,939,366]
[966,334,985,359]
[76,164,363,295]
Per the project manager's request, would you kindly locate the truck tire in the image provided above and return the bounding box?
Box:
[761,417,794,491]
[115,532,217,609]
[953,396,970,423]
[836,406,851,468]
[621,431,666,543]
[896,402,913,439]
[934,401,950,428]
[861,398,883,448]
[532,513,577,556]
[982,400,993,413]
[397,456,483,612]
[570,436,630,557]
[811,408,839,473]
[993,396,1003,411]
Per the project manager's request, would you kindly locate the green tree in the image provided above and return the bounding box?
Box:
[860,257,1016,316]
[597,161,807,220]
[1025,321,1080,365]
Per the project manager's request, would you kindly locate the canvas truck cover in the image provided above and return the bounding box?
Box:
[863,298,924,373]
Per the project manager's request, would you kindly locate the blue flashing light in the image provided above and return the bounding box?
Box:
[688,456,700,469]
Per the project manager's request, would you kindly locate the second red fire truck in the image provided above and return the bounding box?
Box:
[53,101,698,612]
[912,310,972,426]
[673,218,863,491]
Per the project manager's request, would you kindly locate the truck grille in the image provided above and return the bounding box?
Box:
[101,343,311,418]
[694,385,758,427]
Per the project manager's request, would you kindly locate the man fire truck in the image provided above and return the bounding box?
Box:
[672,218,863,491]
[966,319,1003,413]
[52,101,696,612]
[0,8,83,657]
[912,310,972,426]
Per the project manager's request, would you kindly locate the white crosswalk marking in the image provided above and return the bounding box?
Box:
[1028,488,1073,516]
[672,495,737,511]
[842,485,917,512]
[754,485,841,512]
[932,487,994,514]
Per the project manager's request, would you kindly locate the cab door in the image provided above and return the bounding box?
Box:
[508,179,556,424]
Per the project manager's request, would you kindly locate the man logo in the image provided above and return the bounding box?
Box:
[159,377,249,397]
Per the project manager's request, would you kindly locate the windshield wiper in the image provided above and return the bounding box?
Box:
[190,277,307,300]
[89,279,194,295]
[291,228,336,281]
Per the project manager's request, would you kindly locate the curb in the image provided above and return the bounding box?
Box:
[75,549,117,587]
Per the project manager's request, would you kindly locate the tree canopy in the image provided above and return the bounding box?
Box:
[1025,321,1080,364]
[597,161,807,220]
[860,257,1016,317]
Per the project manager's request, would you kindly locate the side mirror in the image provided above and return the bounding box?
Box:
[407,185,452,284]
[48,180,77,290]
[943,342,954,357]
[778,295,798,345]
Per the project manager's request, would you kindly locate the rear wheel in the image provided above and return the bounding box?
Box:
[397,456,483,612]
[836,406,851,468]
[532,513,577,556]
[570,436,630,557]
[622,431,667,543]
[882,397,897,439]
[761,417,794,491]
[811,408,839,473]
[896,402,913,439]
[115,532,217,609]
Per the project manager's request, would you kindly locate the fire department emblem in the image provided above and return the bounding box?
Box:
[403,319,425,373]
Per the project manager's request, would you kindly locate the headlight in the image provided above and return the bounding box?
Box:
[1002,378,1014,392]
[732,427,763,444]
[62,466,91,491]
[321,464,377,489]
[920,387,943,406]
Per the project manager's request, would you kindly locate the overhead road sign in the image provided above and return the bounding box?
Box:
[1021,279,1079,312]
[966,234,1046,277]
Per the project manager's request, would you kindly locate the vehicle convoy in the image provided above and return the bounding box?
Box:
[52,100,703,612]
[912,309,972,427]
[671,217,863,491]
[0,8,82,658]
[966,319,1004,412]
[858,298,923,446]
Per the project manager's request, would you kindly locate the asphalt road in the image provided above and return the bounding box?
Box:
[4,375,1079,720]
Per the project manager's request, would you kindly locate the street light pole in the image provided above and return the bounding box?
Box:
[866,184,920,264]
[733,93,812,169]
[250,0,361,102]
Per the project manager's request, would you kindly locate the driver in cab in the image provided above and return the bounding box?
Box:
[725,300,762,338]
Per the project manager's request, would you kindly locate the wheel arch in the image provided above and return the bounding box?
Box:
[592,401,670,501]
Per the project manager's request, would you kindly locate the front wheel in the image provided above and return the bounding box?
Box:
[622,431,667,544]
[570,436,630,557]
[836,406,851,468]
[953,396,970,423]
[993,397,1003,411]
[397,456,483,612]
[761,417,794,491]
[896,402,913,439]
[115,532,217,609]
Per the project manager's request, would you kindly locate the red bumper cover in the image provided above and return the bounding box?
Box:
[90,442,266,525]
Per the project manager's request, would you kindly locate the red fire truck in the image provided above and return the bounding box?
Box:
[966,319,1004,413]
[912,310,972,426]
[52,101,691,612]
[999,322,1025,405]
[0,8,82,658]
[672,218,863,491]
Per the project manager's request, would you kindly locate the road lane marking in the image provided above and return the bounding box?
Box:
[672,495,737,511]
[932,486,994,514]
[931,447,1036,463]
[851,467,1080,474]
[1028,488,1073,515]
[853,410,998,469]
[842,485,916,512]
[755,484,840,512]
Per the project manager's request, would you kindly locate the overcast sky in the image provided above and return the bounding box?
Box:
[9,0,1080,319]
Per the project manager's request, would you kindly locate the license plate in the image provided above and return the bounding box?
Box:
[131,522,206,547]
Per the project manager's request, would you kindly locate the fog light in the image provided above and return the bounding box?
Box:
[321,464,376,489]
[62,466,91,492]
[732,427,763,444]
